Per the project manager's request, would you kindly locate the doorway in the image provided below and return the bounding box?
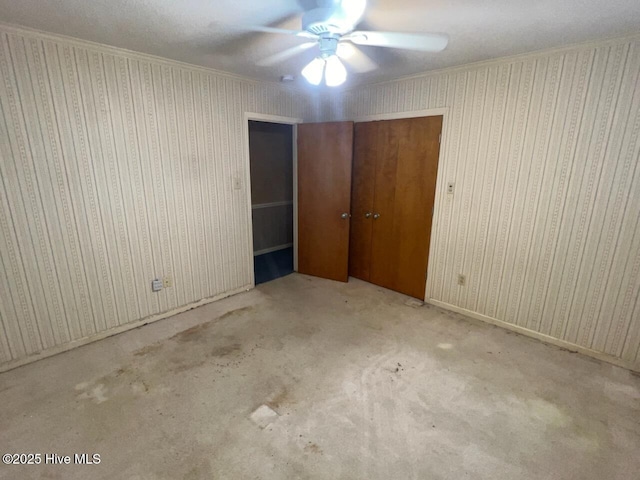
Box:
[248,120,295,285]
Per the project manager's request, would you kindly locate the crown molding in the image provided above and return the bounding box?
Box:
[0,21,309,93]
[338,30,640,91]
[2,21,639,101]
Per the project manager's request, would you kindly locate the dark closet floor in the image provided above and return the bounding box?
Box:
[254,247,293,285]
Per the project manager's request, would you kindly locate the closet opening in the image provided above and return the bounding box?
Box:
[248,119,295,285]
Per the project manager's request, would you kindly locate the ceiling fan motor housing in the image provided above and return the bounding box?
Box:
[302,6,352,36]
[318,35,340,57]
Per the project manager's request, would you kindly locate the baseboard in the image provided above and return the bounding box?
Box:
[0,284,253,374]
[4,288,635,374]
[253,243,293,256]
[426,298,640,374]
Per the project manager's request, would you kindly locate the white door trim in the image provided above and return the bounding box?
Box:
[243,113,302,287]
[351,107,448,123]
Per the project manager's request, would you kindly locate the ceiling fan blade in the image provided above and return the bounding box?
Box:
[344,31,449,52]
[337,43,377,73]
[211,22,317,39]
[257,42,317,67]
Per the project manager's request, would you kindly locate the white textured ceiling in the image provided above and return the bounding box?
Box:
[0,0,639,88]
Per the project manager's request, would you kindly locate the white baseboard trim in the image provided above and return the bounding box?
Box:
[253,243,293,256]
[426,298,640,374]
[0,284,253,374]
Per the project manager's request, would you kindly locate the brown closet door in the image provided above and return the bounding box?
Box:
[349,122,378,281]
[370,116,443,299]
[297,122,354,282]
[368,119,400,292]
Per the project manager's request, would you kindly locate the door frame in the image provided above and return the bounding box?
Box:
[243,112,303,287]
[351,107,449,301]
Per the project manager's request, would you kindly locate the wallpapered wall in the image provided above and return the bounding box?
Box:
[325,35,640,370]
[0,25,315,370]
[1,22,639,372]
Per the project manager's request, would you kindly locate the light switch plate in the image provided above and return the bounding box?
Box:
[151,278,163,292]
[447,182,455,194]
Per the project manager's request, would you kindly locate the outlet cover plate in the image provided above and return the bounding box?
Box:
[151,278,163,292]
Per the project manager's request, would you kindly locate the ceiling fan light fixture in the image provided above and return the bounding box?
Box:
[224,0,449,83]
[336,42,354,59]
[301,57,326,86]
[325,55,347,87]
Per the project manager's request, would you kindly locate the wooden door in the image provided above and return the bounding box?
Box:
[297,122,354,282]
[369,119,401,292]
[353,116,443,299]
[388,116,442,299]
[349,122,378,281]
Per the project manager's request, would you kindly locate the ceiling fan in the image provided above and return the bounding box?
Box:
[225,0,449,87]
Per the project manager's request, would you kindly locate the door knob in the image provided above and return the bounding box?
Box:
[341,212,351,219]
[373,213,380,219]
[364,212,372,218]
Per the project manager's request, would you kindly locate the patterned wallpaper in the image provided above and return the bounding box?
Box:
[1,22,639,372]
[0,25,314,370]
[326,35,640,370]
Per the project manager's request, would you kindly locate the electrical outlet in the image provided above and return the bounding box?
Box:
[457,274,466,286]
[163,276,173,288]
[447,182,455,194]
[232,176,242,190]
[151,278,163,292]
